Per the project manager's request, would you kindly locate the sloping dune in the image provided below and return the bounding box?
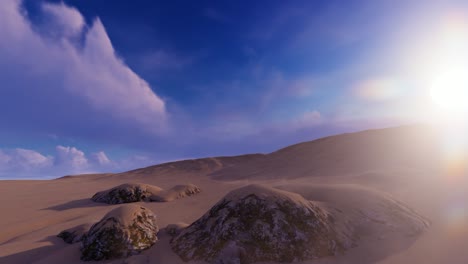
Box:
[124,154,266,177]
[211,125,442,180]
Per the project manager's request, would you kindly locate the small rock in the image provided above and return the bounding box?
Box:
[91,183,163,204]
[81,204,158,261]
[57,223,91,244]
[149,184,201,202]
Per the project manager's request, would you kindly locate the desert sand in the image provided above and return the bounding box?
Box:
[1,125,467,264]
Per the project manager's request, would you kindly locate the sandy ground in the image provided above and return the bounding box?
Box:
[1,126,468,264]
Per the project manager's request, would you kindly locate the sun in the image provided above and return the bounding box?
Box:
[431,69,468,113]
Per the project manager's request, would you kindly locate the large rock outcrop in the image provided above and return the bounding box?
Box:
[171,184,347,264]
[91,183,163,204]
[81,205,158,261]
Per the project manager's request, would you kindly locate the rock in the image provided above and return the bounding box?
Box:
[57,223,91,244]
[171,184,346,264]
[91,183,163,204]
[165,222,189,236]
[81,204,158,261]
[149,184,201,202]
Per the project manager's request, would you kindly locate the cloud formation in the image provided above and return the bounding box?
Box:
[0,0,166,141]
[42,1,85,37]
[0,148,53,178]
[55,145,88,170]
[0,149,53,172]
[91,151,111,166]
[0,145,156,179]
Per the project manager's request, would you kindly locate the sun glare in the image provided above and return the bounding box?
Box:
[431,69,468,113]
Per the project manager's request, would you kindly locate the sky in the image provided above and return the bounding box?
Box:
[1,0,468,179]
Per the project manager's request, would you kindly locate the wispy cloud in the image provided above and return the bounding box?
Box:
[139,49,195,72]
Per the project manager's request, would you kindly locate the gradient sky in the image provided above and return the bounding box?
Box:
[1,0,467,178]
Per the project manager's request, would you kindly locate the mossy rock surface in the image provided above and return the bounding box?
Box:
[171,184,347,264]
[81,205,158,261]
[57,223,91,244]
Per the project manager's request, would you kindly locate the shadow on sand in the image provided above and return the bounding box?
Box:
[0,236,70,263]
[41,198,109,211]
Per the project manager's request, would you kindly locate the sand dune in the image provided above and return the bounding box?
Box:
[212,125,442,180]
[125,154,265,177]
[0,125,467,264]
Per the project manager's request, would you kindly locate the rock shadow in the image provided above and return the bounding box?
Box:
[42,198,109,211]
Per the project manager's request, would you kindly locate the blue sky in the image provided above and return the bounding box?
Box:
[1,0,467,178]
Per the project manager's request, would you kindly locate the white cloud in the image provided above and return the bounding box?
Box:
[55,145,88,170]
[0,0,167,137]
[13,148,54,168]
[90,151,111,165]
[0,148,53,172]
[70,18,166,128]
[42,1,85,37]
[0,145,157,179]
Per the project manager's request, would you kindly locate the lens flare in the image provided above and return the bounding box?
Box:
[436,123,468,183]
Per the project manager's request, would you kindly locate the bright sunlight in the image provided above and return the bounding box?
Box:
[431,68,468,113]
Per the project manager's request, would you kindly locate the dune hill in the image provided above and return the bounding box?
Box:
[125,154,265,175]
[58,125,440,182]
[66,125,439,182]
[210,125,442,180]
